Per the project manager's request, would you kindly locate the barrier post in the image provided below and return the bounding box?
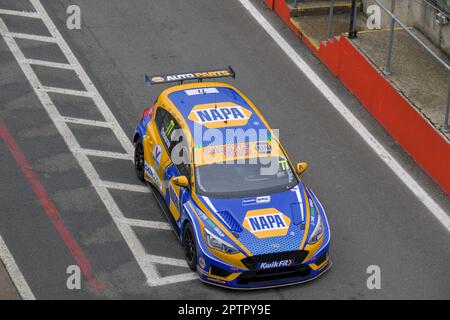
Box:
[383,0,396,75]
[327,0,335,38]
[348,0,358,39]
[444,78,450,133]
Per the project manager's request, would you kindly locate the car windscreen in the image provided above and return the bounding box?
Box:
[194,156,298,198]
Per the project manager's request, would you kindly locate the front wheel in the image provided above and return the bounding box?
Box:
[183,222,197,271]
[134,142,145,182]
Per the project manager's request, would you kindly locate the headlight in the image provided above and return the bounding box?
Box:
[204,228,239,254]
[308,213,324,244]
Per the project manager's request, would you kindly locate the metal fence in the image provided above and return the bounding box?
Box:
[348,0,450,133]
[323,0,450,133]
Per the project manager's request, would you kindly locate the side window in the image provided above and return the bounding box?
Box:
[160,112,179,150]
[171,130,191,181]
[156,107,191,182]
[155,107,166,132]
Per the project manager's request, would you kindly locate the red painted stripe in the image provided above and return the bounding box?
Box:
[0,119,102,290]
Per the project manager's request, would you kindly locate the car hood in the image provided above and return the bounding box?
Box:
[198,183,312,256]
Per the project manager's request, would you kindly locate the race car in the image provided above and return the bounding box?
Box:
[133,67,331,289]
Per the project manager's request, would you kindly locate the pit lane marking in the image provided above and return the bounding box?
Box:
[0,1,195,288]
[0,8,40,19]
[99,181,151,193]
[4,32,57,43]
[144,255,193,268]
[39,86,95,98]
[73,148,133,161]
[0,233,35,300]
[61,117,113,128]
[239,0,450,231]
[117,218,172,230]
[22,58,74,70]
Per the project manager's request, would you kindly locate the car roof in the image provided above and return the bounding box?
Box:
[158,82,272,147]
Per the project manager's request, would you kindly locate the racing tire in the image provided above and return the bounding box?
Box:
[134,142,145,182]
[183,222,197,271]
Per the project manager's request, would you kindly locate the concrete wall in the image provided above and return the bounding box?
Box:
[362,0,450,56]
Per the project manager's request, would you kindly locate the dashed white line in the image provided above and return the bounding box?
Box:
[0,233,35,300]
[75,148,133,161]
[0,9,39,18]
[23,58,74,70]
[61,117,112,128]
[118,218,171,230]
[100,181,151,193]
[238,0,450,231]
[6,32,56,43]
[39,86,94,98]
[144,255,189,268]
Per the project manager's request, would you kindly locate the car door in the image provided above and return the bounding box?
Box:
[143,106,172,195]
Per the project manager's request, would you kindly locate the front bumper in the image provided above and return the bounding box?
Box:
[195,244,331,290]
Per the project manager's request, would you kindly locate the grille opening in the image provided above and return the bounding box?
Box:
[241,250,308,270]
[237,265,311,285]
[210,265,231,278]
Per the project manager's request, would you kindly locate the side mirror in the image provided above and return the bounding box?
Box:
[172,176,189,187]
[296,162,309,175]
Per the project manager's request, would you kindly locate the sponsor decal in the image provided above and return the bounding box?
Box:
[152,144,162,169]
[258,259,293,269]
[202,142,250,158]
[169,184,179,209]
[185,88,219,96]
[257,196,271,204]
[145,163,162,190]
[243,208,291,238]
[242,196,271,206]
[155,70,232,84]
[205,218,225,238]
[151,76,165,83]
[166,73,196,82]
[255,141,272,154]
[198,257,206,269]
[188,102,252,128]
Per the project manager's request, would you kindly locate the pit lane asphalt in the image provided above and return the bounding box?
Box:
[0,0,449,299]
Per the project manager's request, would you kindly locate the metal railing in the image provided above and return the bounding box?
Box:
[348,0,450,133]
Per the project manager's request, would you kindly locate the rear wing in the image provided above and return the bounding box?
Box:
[145,66,236,85]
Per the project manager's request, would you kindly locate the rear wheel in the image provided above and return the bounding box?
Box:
[134,142,145,182]
[183,222,197,271]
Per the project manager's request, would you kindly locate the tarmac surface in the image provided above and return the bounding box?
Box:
[0,261,18,299]
[0,0,449,299]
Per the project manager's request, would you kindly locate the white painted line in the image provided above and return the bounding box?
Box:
[75,148,133,161]
[0,9,40,18]
[30,0,134,157]
[100,181,150,193]
[0,16,161,284]
[23,58,74,70]
[238,0,450,231]
[148,273,198,287]
[118,218,171,230]
[144,254,189,267]
[39,86,93,98]
[61,117,112,128]
[0,233,35,300]
[6,32,56,43]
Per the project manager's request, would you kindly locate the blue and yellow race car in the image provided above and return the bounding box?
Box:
[133,68,331,289]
